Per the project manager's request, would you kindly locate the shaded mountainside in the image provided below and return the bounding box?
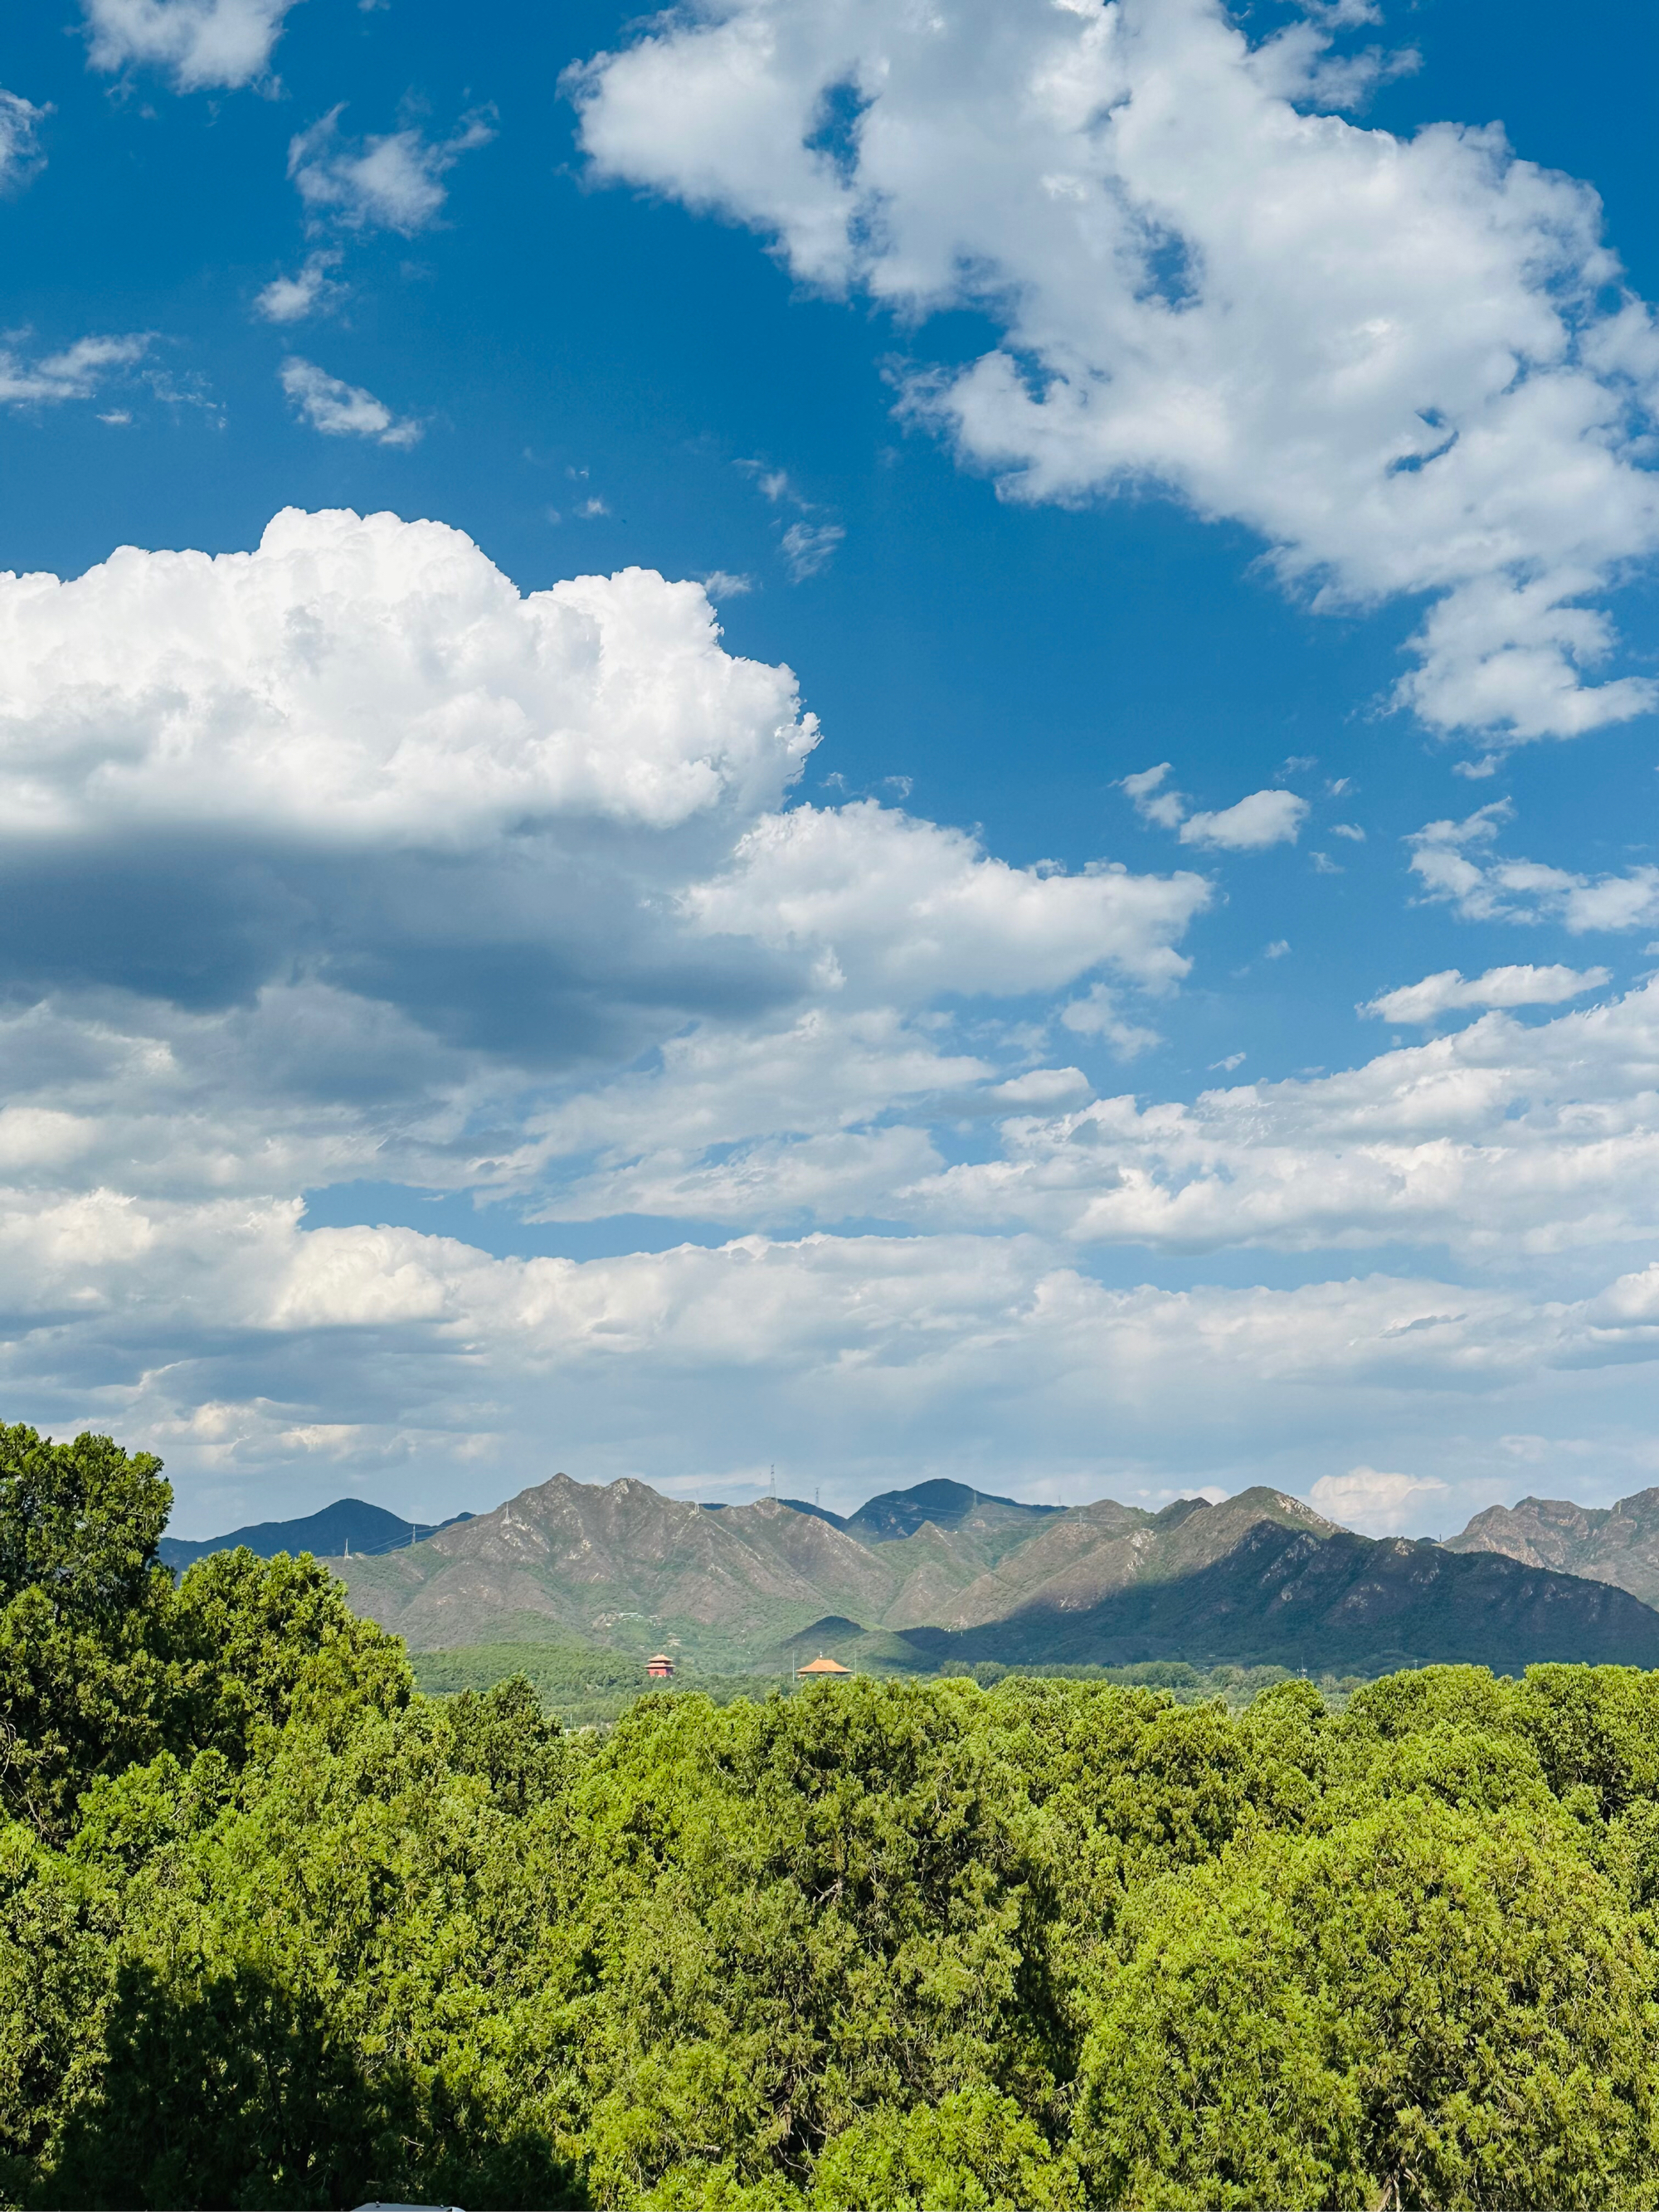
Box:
[1446,1488,1659,1609]
[319,1470,1659,1675]
[158,1497,471,1571]
[907,1505,1659,1675]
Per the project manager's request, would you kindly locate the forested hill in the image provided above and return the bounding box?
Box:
[11,1417,1659,2210]
[324,1467,1659,1676]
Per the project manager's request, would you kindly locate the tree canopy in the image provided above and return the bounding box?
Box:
[7,1426,1659,2208]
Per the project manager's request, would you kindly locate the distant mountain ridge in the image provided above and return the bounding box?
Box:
[1445,1488,1659,1608]
[841,1479,1061,1548]
[772,1479,1059,1547]
[159,1498,472,1572]
[317,1471,1659,1676]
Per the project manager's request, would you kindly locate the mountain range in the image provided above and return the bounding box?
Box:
[325,1475,1070,1668]
[1444,1490,1659,1608]
[305,1472,1659,1676]
[158,1498,472,1572]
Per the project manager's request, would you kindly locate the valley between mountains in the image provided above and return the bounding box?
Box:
[198,1470,1659,1680]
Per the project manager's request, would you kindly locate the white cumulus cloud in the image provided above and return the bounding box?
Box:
[1309,1465,1450,1535]
[1124,764,1306,849]
[82,0,299,90]
[255,252,343,324]
[289,105,496,235]
[1122,762,1185,829]
[1179,789,1307,852]
[0,507,815,845]
[1364,964,1611,1024]
[0,334,153,409]
[572,0,1659,748]
[1408,803,1659,931]
[685,799,1209,999]
[280,357,421,448]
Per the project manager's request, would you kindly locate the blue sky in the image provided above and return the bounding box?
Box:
[5,0,1659,1540]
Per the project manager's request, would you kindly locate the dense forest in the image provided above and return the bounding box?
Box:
[7,1426,1659,2210]
[408,1641,1336,1728]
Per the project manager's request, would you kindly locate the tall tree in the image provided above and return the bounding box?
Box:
[0,1427,173,1840]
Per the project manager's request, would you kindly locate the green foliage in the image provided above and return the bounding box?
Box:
[563,1680,1065,2205]
[0,1427,174,1840]
[0,1821,122,2206]
[411,1640,1342,1727]
[810,2089,1079,2210]
[43,1696,581,2210]
[12,1423,1659,2209]
[412,1641,797,1728]
[165,1544,415,1767]
[1077,1799,1657,2210]
[961,1659,1363,1711]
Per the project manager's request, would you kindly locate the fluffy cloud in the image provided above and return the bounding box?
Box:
[1409,803,1659,931]
[1309,1465,1451,1535]
[289,106,496,236]
[1180,790,1306,853]
[898,977,1659,1259]
[255,253,343,325]
[685,800,1209,999]
[1123,763,1306,850]
[14,504,1654,1539]
[82,0,299,90]
[1122,764,1185,830]
[0,503,1201,1203]
[0,335,152,408]
[1363,963,1611,1023]
[0,508,854,1085]
[0,90,48,193]
[280,357,421,447]
[17,1188,1659,1529]
[572,0,1659,746]
[0,508,820,846]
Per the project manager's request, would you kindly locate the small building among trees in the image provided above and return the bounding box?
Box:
[795,1654,852,1680]
[646,1653,674,1680]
